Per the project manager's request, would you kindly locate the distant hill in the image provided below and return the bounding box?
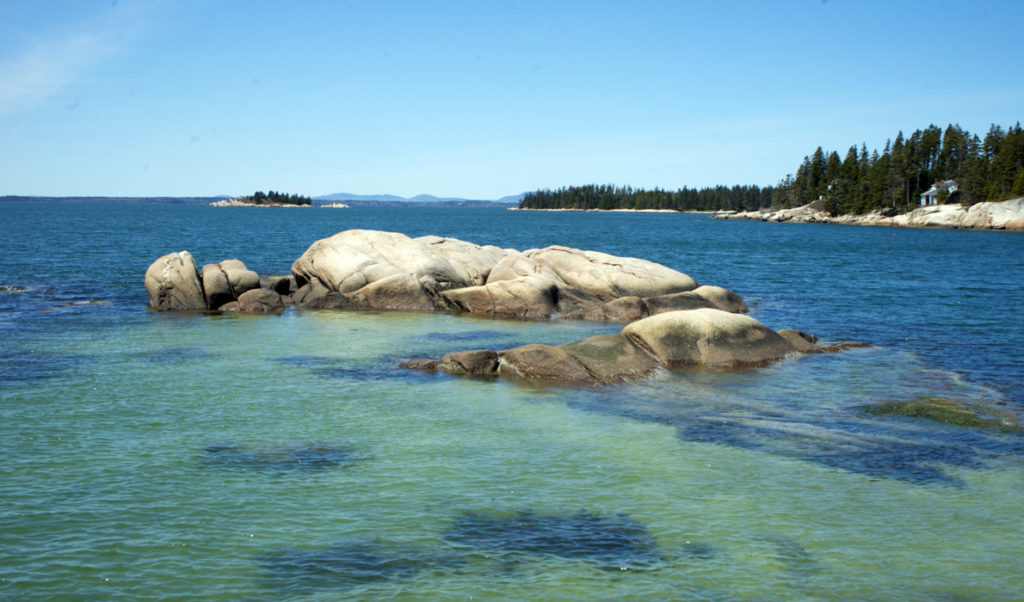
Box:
[313,192,524,206]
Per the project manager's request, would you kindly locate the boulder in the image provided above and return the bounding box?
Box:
[777,329,818,352]
[234,288,285,313]
[642,291,717,315]
[622,308,796,367]
[144,251,207,311]
[201,259,260,309]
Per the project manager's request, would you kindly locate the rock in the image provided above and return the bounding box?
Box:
[557,334,660,383]
[525,246,699,301]
[859,397,1019,429]
[224,289,284,313]
[622,309,796,367]
[691,285,750,313]
[399,358,440,371]
[292,280,350,309]
[777,329,819,352]
[438,350,499,376]
[346,273,437,312]
[642,291,717,315]
[497,344,596,384]
[201,259,260,308]
[262,275,296,295]
[144,251,207,311]
[441,276,560,319]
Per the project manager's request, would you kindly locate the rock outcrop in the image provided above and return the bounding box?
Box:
[712,197,1024,230]
[288,229,737,321]
[404,308,831,385]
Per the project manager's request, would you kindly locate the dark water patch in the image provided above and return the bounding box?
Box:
[0,350,91,382]
[259,539,462,594]
[200,441,362,473]
[442,510,662,570]
[413,330,513,343]
[272,355,447,384]
[132,347,212,364]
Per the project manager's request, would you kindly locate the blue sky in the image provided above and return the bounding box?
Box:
[1,0,1021,199]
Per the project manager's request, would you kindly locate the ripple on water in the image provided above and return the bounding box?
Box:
[271,355,446,384]
[0,350,91,382]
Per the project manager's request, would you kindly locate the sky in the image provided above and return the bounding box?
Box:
[1,0,1021,199]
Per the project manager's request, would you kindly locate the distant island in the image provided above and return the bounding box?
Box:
[211,190,312,207]
[517,122,1024,216]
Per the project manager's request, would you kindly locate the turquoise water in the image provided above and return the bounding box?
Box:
[1,203,1023,599]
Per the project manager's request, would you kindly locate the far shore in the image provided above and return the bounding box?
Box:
[508,207,716,214]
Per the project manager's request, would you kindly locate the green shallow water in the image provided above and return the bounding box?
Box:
[3,308,1022,600]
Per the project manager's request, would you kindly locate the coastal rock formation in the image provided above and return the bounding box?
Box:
[144,251,207,311]
[288,229,729,321]
[146,229,753,322]
[405,308,817,385]
[712,197,1024,230]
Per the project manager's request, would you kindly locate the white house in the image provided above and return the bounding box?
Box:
[920,180,958,206]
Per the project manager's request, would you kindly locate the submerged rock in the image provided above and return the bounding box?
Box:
[404,308,827,385]
[200,441,360,472]
[858,397,1020,429]
[442,510,662,569]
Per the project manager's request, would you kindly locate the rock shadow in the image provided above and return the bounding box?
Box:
[442,510,662,570]
[200,441,362,473]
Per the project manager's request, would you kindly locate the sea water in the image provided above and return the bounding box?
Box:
[1,202,1022,599]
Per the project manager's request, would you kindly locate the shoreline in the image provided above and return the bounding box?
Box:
[711,197,1024,231]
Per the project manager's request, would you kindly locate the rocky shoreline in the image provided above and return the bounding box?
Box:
[711,197,1024,230]
[144,229,858,384]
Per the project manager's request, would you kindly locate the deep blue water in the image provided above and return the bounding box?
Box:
[1,202,1023,599]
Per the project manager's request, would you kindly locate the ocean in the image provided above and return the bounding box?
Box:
[1,202,1022,599]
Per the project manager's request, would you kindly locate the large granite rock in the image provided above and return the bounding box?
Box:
[289,229,723,321]
[144,251,207,311]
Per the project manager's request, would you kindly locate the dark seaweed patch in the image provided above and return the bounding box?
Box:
[442,511,662,570]
[133,347,212,364]
[200,441,361,473]
[0,351,89,382]
[260,539,462,594]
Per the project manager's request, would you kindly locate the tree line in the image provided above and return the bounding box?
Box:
[517,123,1024,214]
[240,190,312,206]
[519,184,772,212]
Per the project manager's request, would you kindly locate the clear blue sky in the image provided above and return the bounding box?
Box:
[1,0,1021,199]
